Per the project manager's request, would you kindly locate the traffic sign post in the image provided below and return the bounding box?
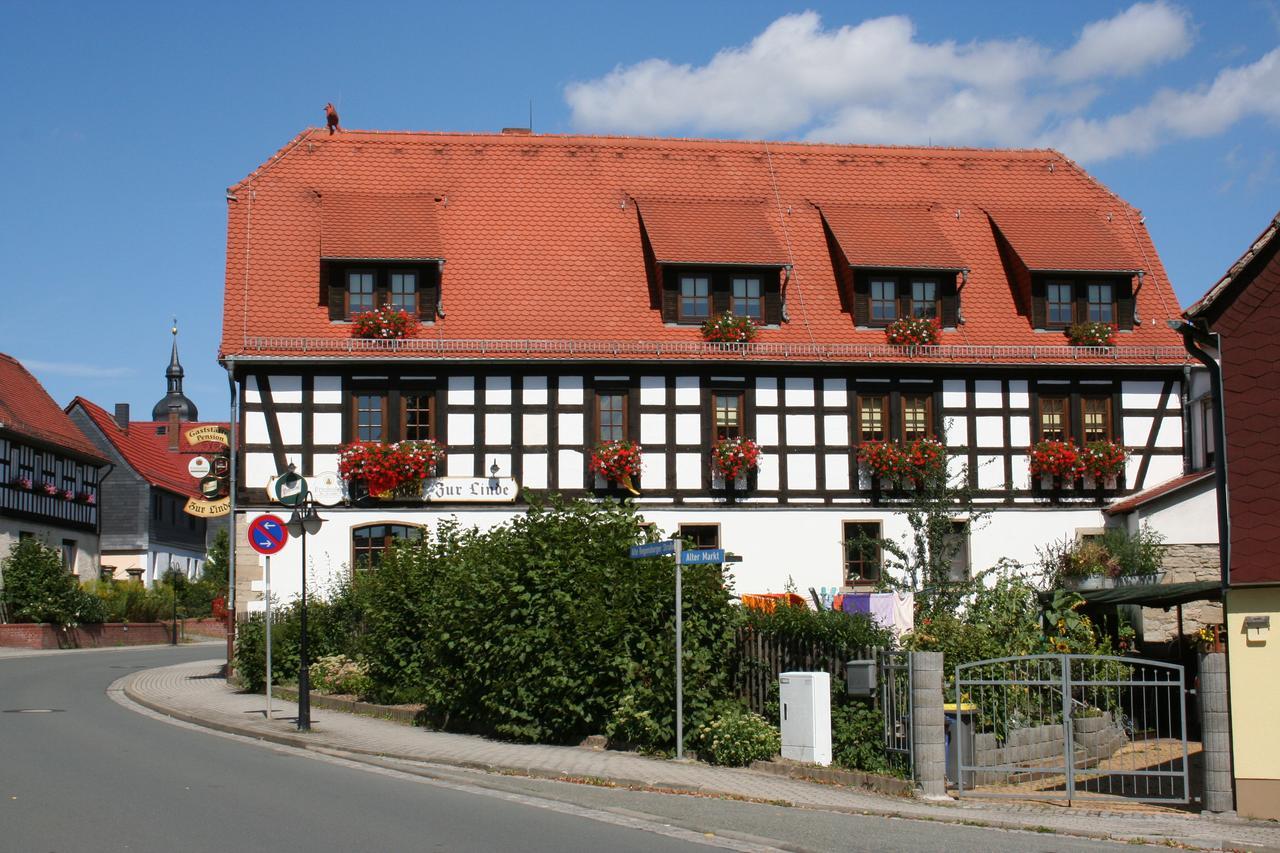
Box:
[247,515,288,719]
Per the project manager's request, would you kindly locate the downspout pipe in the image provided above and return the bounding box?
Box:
[225,358,239,664]
[1171,320,1229,590]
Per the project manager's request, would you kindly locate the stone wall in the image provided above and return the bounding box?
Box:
[968,713,1127,786]
[1143,544,1222,642]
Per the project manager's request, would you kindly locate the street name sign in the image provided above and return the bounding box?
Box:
[680,548,726,565]
[247,514,289,555]
[629,541,676,559]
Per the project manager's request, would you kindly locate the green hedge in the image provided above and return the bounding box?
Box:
[1,538,103,625]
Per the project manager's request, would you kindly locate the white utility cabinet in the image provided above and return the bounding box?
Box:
[779,671,832,766]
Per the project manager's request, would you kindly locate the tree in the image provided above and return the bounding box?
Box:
[0,538,104,626]
[202,527,229,589]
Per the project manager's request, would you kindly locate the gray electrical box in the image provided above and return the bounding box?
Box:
[845,659,876,697]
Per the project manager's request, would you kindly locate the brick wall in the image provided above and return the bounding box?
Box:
[0,622,175,649]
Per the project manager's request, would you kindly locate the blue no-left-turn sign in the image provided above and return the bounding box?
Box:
[248,514,289,555]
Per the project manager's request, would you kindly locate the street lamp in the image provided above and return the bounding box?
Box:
[286,494,325,732]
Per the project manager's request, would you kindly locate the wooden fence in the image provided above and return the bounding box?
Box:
[732,627,881,716]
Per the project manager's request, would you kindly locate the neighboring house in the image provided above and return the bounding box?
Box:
[1183,210,1280,821]
[66,329,228,585]
[219,127,1193,613]
[0,353,108,578]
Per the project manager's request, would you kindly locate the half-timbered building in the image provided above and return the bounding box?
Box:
[0,353,107,578]
[220,128,1193,611]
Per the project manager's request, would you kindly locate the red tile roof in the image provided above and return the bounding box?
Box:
[636,198,788,266]
[71,397,228,498]
[320,191,444,260]
[221,129,1186,363]
[1104,470,1214,516]
[819,204,965,271]
[0,354,107,462]
[986,208,1140,273]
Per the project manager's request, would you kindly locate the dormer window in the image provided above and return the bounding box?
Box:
[326,261,439,322]
[732,277,763,320]
[1046,281,1074,327]
[854,270,954,328]
[910,280,938,319]
[1031,275,1131,331]
[1087,282,1115,323]
[679,275,711,321]
[347,271,376,315]
[870,280,897,323]
[662,267,781,325]
[389,271,418,313]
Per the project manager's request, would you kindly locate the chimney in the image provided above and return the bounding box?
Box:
[114,403,130,432]
[168,404,181,452]
[501,127,532,135]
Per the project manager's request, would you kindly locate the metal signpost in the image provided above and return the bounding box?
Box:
[627,539,730,760]
[247,514,288,720]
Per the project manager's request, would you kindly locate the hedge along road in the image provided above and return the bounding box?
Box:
[0,644,1144,853]
[0,644,720,853]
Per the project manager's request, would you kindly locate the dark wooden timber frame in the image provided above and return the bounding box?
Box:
[233,362,1185,507]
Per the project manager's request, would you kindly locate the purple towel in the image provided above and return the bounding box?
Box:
[842,592,872,615]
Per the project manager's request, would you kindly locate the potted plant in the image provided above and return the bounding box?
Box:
[885,316,940,347]
[61,488,75,501]
[11,475,32,490]
[857,440,906,483]
[589,439,642,495]
[350,305,419,340]
[338,439,445,499]
[41,480,58,496]
[76,491,95,505]
[1080,440,1126,488]
[1102,525,1166,585]
[1029,439,1082,487]
[711,436,761,487]
[700,312,758,343]
[901,437,947,485]
[1066,321,1117,347]
[1059,539,1119,590]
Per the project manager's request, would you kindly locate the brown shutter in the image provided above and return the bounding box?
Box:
[1074,285,1088,328]
[764,274,782,325]
[941,279,959,328]
[1117,280,1135,330]
[328,266,346,320]
[418,264,437,321]
[319,261,329,307]
[853,272,869,326]
[1031,280,1046,329]
[711,272,730,317]
[661,267,678,321]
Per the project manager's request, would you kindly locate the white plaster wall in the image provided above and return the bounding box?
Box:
[314,376,342,404]
[558,450,583,488]
[558,413,583,446]
[485,413,511,445]
[558,376,584,404]
[787,454,817,489]
[245,411,269,445]
[523,413,547,445]
[945,416,967,447]
[942,380,966,408]
[448,376,475,405]
[522,453,548,488]
[640,376,665,406]
[640,413,665,445]
[1008,381,1029,408]
[522,376,548,404]
[675,413,700,444]
[786,414,816,446]
[270,376,302,404]
[243,376,260,404]
[975,416,1003,447]
[485,376,512,405]
[277,412,302,446]
[314,412,342,446]
[784,378,815,407]
[675,453,701,489]
[448,413,474,445]
[757,453,780,490]
[1122,380,1179,410]
[0,521,100,579]
[642,454,667,490]
[823,378,847,407]
[756,377,778,407]
[674,376,699,407]
[756,414,779,447]
[825,455,850,491]
[446,453,474,477]
[1132,482,1218,545]
[823,414,848,446]
[974,380,1002,408]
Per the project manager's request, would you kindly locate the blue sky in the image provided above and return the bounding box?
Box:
[2,1,1277,418]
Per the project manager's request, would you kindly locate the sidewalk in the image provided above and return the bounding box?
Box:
[123,659,1280,852]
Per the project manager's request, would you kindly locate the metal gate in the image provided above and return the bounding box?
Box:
[880,651,913,779]
[954,655,1188,803]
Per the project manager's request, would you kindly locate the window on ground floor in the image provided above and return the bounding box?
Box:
[941,520,970,583]
[351,523,424,572]
[842,521,881,586]
[677,523,720,550]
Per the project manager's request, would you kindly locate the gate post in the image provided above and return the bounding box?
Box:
[910,651,947,798]
[1199,652,1234,813]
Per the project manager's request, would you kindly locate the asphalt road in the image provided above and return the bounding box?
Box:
[0,644,1138,852]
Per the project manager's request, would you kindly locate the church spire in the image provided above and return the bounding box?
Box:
[151,320,199,421]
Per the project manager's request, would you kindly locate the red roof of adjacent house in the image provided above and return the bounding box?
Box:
[71,397,228,498]
[0,354,107,463]
[221,129,1186,363]
[819,204,965,271]
[1104,470,1214,516]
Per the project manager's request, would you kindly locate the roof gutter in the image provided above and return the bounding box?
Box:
[1170,319,1229,591]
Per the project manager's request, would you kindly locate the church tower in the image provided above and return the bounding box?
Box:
[150,321,199,421]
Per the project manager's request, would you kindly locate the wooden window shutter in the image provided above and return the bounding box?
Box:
[853,274,870,326]
[1074,286,1088,328]
[711,274,730,318]
[1031,280,1046,329]
[327,265,346,320]
[661,268,678,322]
[418,265,437,321]
[764,276,782,325]
[941,279,959,327]
[1117,280,1136,330]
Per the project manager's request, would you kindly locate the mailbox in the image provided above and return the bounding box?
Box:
[845,659,876,697]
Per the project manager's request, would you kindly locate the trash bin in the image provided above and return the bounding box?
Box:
[944,701,977,788]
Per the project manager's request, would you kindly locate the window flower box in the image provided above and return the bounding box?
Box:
[701,312,758,343]
[589,440,642,495]
[338,439,445,499]
[711,437,761,484]
[11,476,32,490]
[41,481,58,496]
[76,491,96,505]
[1079,440,1126,482]
[1029,440,1083,483]
[1065,321,1116,347]
[885,316,940,347]
[61,489,75,501]
[857,438,947,487]
[350,305,418,340]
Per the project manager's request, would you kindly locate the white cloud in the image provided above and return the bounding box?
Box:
[565,3,1274,163]
[1054,2,1192,81]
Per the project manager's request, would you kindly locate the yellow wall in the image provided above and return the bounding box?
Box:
[1227,587,1280,782]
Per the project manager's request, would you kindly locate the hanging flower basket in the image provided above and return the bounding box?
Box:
[1079,440,1127,481]
[711,436,761,481]
[1065,321,1117,347]
[338,439,445,499]
[1029,440,1083,480]
[11,476,32,490]
[350,305,418,340]
[701,312,758,343]
[885,317,940,347]
[589,440,642,495]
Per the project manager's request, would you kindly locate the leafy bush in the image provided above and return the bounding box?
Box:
[233,584,364,692]
[693,702,779,767]
[1037,525,1167,587]
[310,654,372,697]
[0,538,103,626]
[83,579,172,622]
[740,601,891,650]
[831,698,895,775]
[355,496,739,747]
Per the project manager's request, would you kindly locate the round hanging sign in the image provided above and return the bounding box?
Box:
[310,471,345,507]
[273,471,307,507]
[188,456,211,478]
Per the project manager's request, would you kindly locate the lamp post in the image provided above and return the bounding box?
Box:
[286,492,324,732]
